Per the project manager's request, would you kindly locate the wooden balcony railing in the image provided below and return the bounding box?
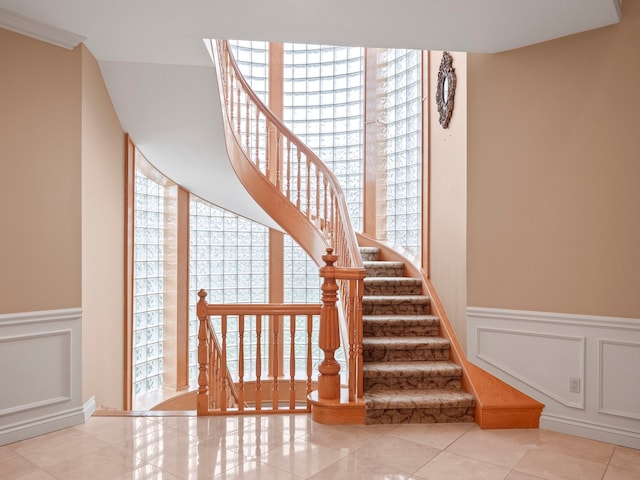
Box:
[207,39,366,411]
[197,289,321,415]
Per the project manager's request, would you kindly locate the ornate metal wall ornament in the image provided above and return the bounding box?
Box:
[436,51,456,129]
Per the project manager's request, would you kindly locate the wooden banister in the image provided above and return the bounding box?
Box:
[208,39,366,410]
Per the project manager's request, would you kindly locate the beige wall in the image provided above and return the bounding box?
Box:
[0,28,82,313]
[467,2,640,318]
[428,51,469,348]
[81,46,125,407]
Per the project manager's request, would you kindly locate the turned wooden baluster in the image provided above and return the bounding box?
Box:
[197,289,209,415]
[318,248,341,400]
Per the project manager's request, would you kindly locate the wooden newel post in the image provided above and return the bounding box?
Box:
[197,289,209,415]
[318,248,341,400]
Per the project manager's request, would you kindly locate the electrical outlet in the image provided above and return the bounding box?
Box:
[569,377,580,393]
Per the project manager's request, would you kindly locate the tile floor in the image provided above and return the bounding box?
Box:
[1,414,639,479]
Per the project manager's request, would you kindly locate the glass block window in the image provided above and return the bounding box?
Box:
[229,40,269,105]
[188,196,269,383]
[133,169,165,398]
[283,44,364,231]
[378,49,422,258]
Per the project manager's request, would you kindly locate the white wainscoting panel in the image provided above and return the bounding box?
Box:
[0,308,85,446]
[599,339,640,420]
[468,307,640,449]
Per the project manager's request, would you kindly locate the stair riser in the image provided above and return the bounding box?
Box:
[365,406,475,425]
[364,283,422,296]
[364,376,462,391]
[360,251,379,262]
[364,265,404,277]
[363,302,431,315]
[363,324,439,337]
[363,348,449,362]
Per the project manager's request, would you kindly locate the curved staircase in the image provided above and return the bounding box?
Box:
[360,246,475,424]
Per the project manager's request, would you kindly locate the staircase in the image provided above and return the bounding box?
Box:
[360,246,475,424]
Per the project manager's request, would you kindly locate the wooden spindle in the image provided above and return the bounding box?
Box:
[220,314,228,411]
[238,314,245,411]
[272,314,280,410]
[197,289,209,415]
[318,249,340,400]
[255,314,262,410]
[306,314,313,408]
[289,315,296,409]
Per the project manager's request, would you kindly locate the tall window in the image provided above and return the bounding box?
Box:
[132,170,165,398]
[283,44,364,231]
[378,49,423,258]
[188,196,270,383]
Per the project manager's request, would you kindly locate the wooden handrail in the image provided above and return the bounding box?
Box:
[209,39,366,404]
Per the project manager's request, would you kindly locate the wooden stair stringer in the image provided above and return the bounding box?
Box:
[356,233,544,429]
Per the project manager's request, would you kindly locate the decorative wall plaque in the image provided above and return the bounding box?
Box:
[436,51,456,129]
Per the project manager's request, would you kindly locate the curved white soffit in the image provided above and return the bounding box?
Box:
[99,60,280,230]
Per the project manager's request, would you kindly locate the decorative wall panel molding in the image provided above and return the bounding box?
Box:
[598,339,640,420]
[0,308,84,446]
[476,327,585,408]
[468,307,640,449]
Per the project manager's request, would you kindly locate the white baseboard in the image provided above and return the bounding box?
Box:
[83,396,96,421]
[0,404,87,446]
[541,412,640,449]
[467,306,640,448]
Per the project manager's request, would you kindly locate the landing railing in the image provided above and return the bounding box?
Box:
[197,289,321,415]
[208,39,366,405]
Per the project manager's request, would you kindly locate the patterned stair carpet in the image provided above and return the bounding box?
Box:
[360,246,475,424]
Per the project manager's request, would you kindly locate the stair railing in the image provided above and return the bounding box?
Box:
[208,39,366,403]
[197,289,322,415]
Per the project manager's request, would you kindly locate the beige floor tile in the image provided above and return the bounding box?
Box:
[43,445,145,480]
[413,451,511,480]
[122,425,199,461]
[308,452,414,480]
[537,429,615,464]
[0,448,56,480]
[447,427,540,469]
[77,417,162,445]
[304,424,385,453]
[222,424,291,459]
[387,422,476,450]
[158,414,255,440]
[354,434,440,474]
[604,445,640,480]
[263,437,348,477]
[116,462,182,479]
[13,433,114,469]
[212,459,301,479]
[505,471,547,480]
[515,448,608,480]
[147,440,246,479]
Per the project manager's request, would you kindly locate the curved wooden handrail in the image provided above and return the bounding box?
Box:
[209,39,366,404]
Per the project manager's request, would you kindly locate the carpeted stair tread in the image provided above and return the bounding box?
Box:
[362,295,431,315]
[363,314,440,337]
[363,336,449,349]
[364,277,422,295]
[363,261,404,277]
[364,389,475,409]
[359,247,380,261]
[363,361,462,378]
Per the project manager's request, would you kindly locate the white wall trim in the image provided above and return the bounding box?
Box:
[0,308,85,446]
[83,396,97,422]
[0,7,85,50]
[468,306,639,331]
[468,306,640,449]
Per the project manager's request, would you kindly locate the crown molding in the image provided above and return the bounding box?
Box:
[0,8,85,50]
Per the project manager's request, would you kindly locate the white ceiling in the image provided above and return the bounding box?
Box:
[0,0,623,226]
